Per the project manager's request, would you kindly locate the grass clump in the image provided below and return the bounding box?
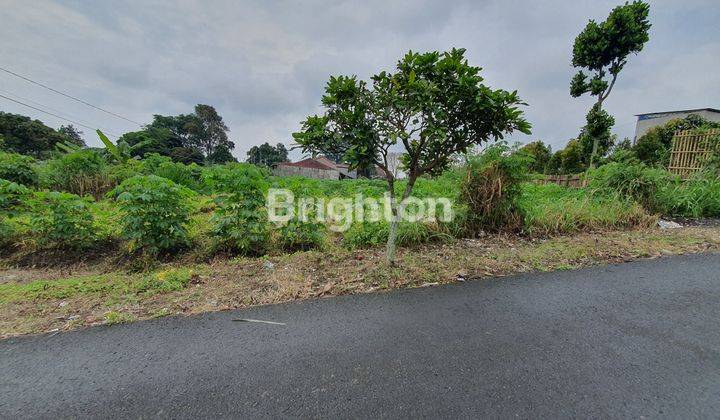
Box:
[459,142,530,234]
[519,183,654,235]
[0,268,197,304]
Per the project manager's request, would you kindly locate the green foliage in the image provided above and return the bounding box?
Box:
[39,148,113,197]
[170,147,205,165]
[520,141,551,173]
[518,183,651,235]
[148,104,235,163]
[205,164,269,255]
[633,115,720,167]
[654,172,720,218]
[459,142,531,233]
[246,142,289,167]
[0,112,70,158]
[152,161,204,191]
[578,105,615,163]
[97,130,153,164]
[545,139,587,175]
[294,48,531,179]
[109,175,193,254]
[294,48,530,261]
[0,179,29,214]
[588,162,670,211]
[571,1,650,165]
[118,127,182,158]
[275,184,325,252]
[0,268,197,304]
[29,191,96,248]
[343,220,441,249]
[0,180,29,247]
[571,1,651,83]
[0,151,38,186]
[57,125,85,147]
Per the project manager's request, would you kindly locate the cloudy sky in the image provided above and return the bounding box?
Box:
[1,0,718,159]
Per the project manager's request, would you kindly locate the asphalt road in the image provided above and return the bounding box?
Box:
[2,254,720,418]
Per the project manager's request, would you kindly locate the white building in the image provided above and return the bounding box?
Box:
[634,108,720,141]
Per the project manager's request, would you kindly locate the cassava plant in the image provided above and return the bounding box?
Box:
[109,175,193,254]
[205,164,269,255]
[294,48,530,263]
[30,191,97,249]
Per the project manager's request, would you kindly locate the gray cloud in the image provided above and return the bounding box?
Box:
[0,0,717,158]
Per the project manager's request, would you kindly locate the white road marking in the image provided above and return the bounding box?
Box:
[232,318,286,325]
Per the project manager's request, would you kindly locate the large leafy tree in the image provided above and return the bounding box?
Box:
[246,142,289,166]
[294,48,530,263]
[0,112,69,158]
[143,104,236,163]
[58,124,86,147]
[190,104,235,162]
[570,1,650,167]
[117,127,182,158]
[520,140,552,173]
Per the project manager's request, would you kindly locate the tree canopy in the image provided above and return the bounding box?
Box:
[58,125,86,147]
[520,140,552,173]
[246,142,289,167]
[294,47,530,262]
[0,112,74,158]
[121,104,236,164]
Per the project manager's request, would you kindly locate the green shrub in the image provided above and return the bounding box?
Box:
[109,175,193,254]
[654,172,720,218]
[153,161,203,191]
[275,184,325,252]
[0,179,30,213]
[0,180,29,249]
[459,142,531,234]
[203,163,270,193]
[204,164,269,255]
[0,151,38,186]
[588,162,671,211]
[29,191,96,248]
[39,149,113,198]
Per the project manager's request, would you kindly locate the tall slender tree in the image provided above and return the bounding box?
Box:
[570,1,651,167]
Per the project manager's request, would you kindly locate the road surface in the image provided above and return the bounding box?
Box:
[2,254,720,418]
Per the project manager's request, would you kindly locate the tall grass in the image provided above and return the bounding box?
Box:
[519,183,655,235]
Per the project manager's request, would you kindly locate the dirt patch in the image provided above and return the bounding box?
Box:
[1,226,719,339]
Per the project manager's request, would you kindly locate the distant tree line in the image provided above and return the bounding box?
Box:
[0,104,241,164]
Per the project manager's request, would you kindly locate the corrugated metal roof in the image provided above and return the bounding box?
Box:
[276,157,337,170]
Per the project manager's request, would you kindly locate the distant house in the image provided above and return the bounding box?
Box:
[273,156,358,180]
[634,108,720,141]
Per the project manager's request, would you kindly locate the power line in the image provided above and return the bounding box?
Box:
[0,88,120,136]
[0,93,120,138]
[0,66,142,126]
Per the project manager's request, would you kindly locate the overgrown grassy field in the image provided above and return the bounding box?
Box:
[3,145,720,336]
[2,227,719,337]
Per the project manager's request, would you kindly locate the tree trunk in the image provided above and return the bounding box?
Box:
[385,176,416,264]
[386,186,400,264]
[588,99,604,169]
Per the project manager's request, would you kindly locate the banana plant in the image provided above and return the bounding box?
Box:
[96,130,152,163]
